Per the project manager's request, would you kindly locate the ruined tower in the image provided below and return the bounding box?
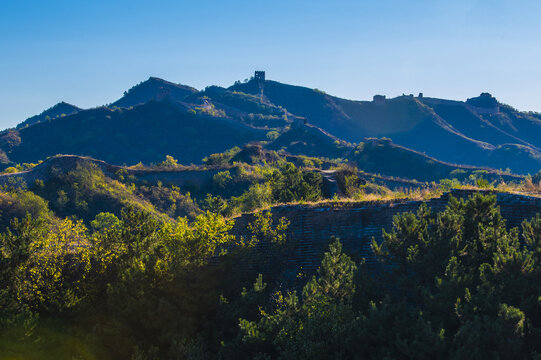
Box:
[254,71,265,97]
[254,71,265,82]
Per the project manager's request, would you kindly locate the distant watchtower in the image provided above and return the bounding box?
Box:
[254,71,265,82]
[373,94,386,105]
[254,71,265,97]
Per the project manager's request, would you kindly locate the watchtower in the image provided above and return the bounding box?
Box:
[254,71,265,82]
[373,95,386,105]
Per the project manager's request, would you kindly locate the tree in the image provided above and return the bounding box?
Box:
[91,212,121,233]
[374,193,540,359]
[237,239,358,359]
[159,155,179,168]
[271,163,322,203]
[202,194,227,215]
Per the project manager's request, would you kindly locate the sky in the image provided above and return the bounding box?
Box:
[1,0,541,129]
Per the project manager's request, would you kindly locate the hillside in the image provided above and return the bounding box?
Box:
[421,96,541,150]
[0,156,200,225]
[111,77,198,108]
[1,101,267,166]
[482,104,541,148]
[183,86,292,130]
[0,153,334,223]
[5,74,541,176]
[17,101,81,128]
[266,120,353,159]
[346,138,521,182]
[230,78,541,173]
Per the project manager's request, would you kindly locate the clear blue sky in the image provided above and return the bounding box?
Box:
[1,0,541,129]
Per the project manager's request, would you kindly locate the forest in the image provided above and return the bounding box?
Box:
[1,159,541,359]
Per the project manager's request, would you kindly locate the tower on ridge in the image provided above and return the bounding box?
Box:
[254,71,265,82]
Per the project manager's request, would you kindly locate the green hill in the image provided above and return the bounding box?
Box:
[6,74,541,175]
[1,101,267,166]
[346,138,519,182]
[230,78,541,173]
[17,101,81,129]
[111,77,198,108]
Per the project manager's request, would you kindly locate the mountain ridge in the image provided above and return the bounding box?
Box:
[4,73,541,177]
[18,101,81,129]
[111,77,198,108]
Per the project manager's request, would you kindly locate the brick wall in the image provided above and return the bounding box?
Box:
[230,189,541,282]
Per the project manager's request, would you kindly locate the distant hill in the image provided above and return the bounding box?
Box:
[230,78,541,173]
[1,101,267,166]
[184,86,290,129]
[111,77,198,108]
[6,73,541,176]
[265,122,517,182]
[346,138,520,182]
[266,120,353,159]
[17,101,80,128]
[479,104,541,150]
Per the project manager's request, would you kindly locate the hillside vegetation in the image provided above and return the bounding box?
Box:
[2,182,541,359]
[2,73,541,359]
[17,102,81,129]
[230,78,541,173]
[1,101,267,166]
[3,74,541,176]
[111,77,198,108]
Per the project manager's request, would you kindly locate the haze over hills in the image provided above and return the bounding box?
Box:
[3,73,541,178]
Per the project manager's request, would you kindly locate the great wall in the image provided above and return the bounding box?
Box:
[230,189,541,282]
[0,155,224,190]
[0,155,431,196]
[1,156,540,283]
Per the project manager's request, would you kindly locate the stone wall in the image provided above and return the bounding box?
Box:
[230,189,541,281]
[0,155,222,191]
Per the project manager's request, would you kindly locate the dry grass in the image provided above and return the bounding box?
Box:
[228,180,541,220]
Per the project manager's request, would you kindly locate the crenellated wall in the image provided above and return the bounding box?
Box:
[230,189,541,281]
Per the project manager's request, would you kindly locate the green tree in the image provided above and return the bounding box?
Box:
[159,155,179,168]
[237,239,358,359]
[202,194,227,215]
[374,193,540,359]
[271,163,322,203]
[91,212,121,233]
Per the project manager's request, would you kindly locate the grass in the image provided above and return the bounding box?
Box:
[228,180,541,220]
